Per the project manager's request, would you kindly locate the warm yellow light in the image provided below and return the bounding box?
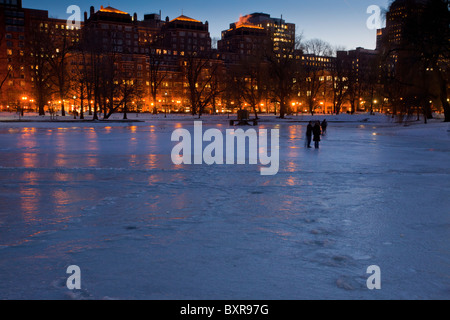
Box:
[170,16,201,23]
[99,6,128,15]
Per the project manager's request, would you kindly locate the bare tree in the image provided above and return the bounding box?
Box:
[378,0,450,122]
[119,70,144,120]
[183,51,221,118]
[302,39,333,115]
[238,55,269,119]
[265,38,302,118]
[99,52,121,119]
[71,50,89,120]
[143,34,169,113]
[401,0,450,122]
[25,21,53,115]
[0,33,12,94]
[223,65,244,114]
[46,24,75,117]
[330,46,349,115]
[78,23,111,121]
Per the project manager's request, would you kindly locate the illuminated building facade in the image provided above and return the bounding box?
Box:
[0,0,80,109]
[1,3,378,115]
[244,13,296,54]
[218,21,269,63]
[161,15,211,56]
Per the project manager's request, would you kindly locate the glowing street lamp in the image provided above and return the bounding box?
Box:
[20,97,27,116]
[72,96,77,118]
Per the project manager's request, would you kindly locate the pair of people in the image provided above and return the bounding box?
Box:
[306,120,325,149]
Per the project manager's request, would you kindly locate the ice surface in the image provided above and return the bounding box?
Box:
[0,114,449,300]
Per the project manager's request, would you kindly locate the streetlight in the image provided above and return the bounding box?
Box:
[73,95,77,119]
[20,96,27,117]
[372,100,378,115]
[164,92,168,118]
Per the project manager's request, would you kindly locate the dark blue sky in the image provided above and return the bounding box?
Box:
[23,0,390,50]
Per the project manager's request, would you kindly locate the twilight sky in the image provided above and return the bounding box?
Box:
[23,0,391,50]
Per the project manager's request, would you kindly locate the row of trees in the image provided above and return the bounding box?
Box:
[1,1,448,122]
[181,37,341,120]
[378,0,450,122]
[0,18,392,120]
[174,0,450,123]
[221,38,378,119]
[173,0,450,122]
[22,23,147,119]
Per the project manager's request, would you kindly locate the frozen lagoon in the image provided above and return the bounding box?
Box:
[0,115,449,300]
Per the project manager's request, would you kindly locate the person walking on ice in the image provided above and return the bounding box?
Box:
[306,121,313,148]
[313,121,322,149]
[321,119,328,135]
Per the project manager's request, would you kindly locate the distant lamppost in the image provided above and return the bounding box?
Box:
[164,92,168,118]
[20,96,27,117]
[73,95,77,119]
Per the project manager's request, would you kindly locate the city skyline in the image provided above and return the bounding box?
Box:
[23,0,390,50]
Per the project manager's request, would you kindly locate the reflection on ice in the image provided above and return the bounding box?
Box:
[0,121,448,300]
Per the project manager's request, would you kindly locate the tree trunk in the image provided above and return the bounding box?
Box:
[80,99,84,120]
[93,101,99,121]
[88,92,92,115]
[38,103,45,116]
[279,100,286,119]
[442,98,450,122]
[252,104,258,120]
[123,102,128,120]
[436,71,450,122]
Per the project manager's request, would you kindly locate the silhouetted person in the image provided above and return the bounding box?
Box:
[313,121,322,149]
[306,121,313,148]
[321,119,328,135]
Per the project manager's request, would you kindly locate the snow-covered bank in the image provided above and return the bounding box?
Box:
[1,112,448,141]
[0,111,447,126]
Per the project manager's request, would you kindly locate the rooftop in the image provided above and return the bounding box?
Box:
[98,5,129,15]
[170,15,201,23]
